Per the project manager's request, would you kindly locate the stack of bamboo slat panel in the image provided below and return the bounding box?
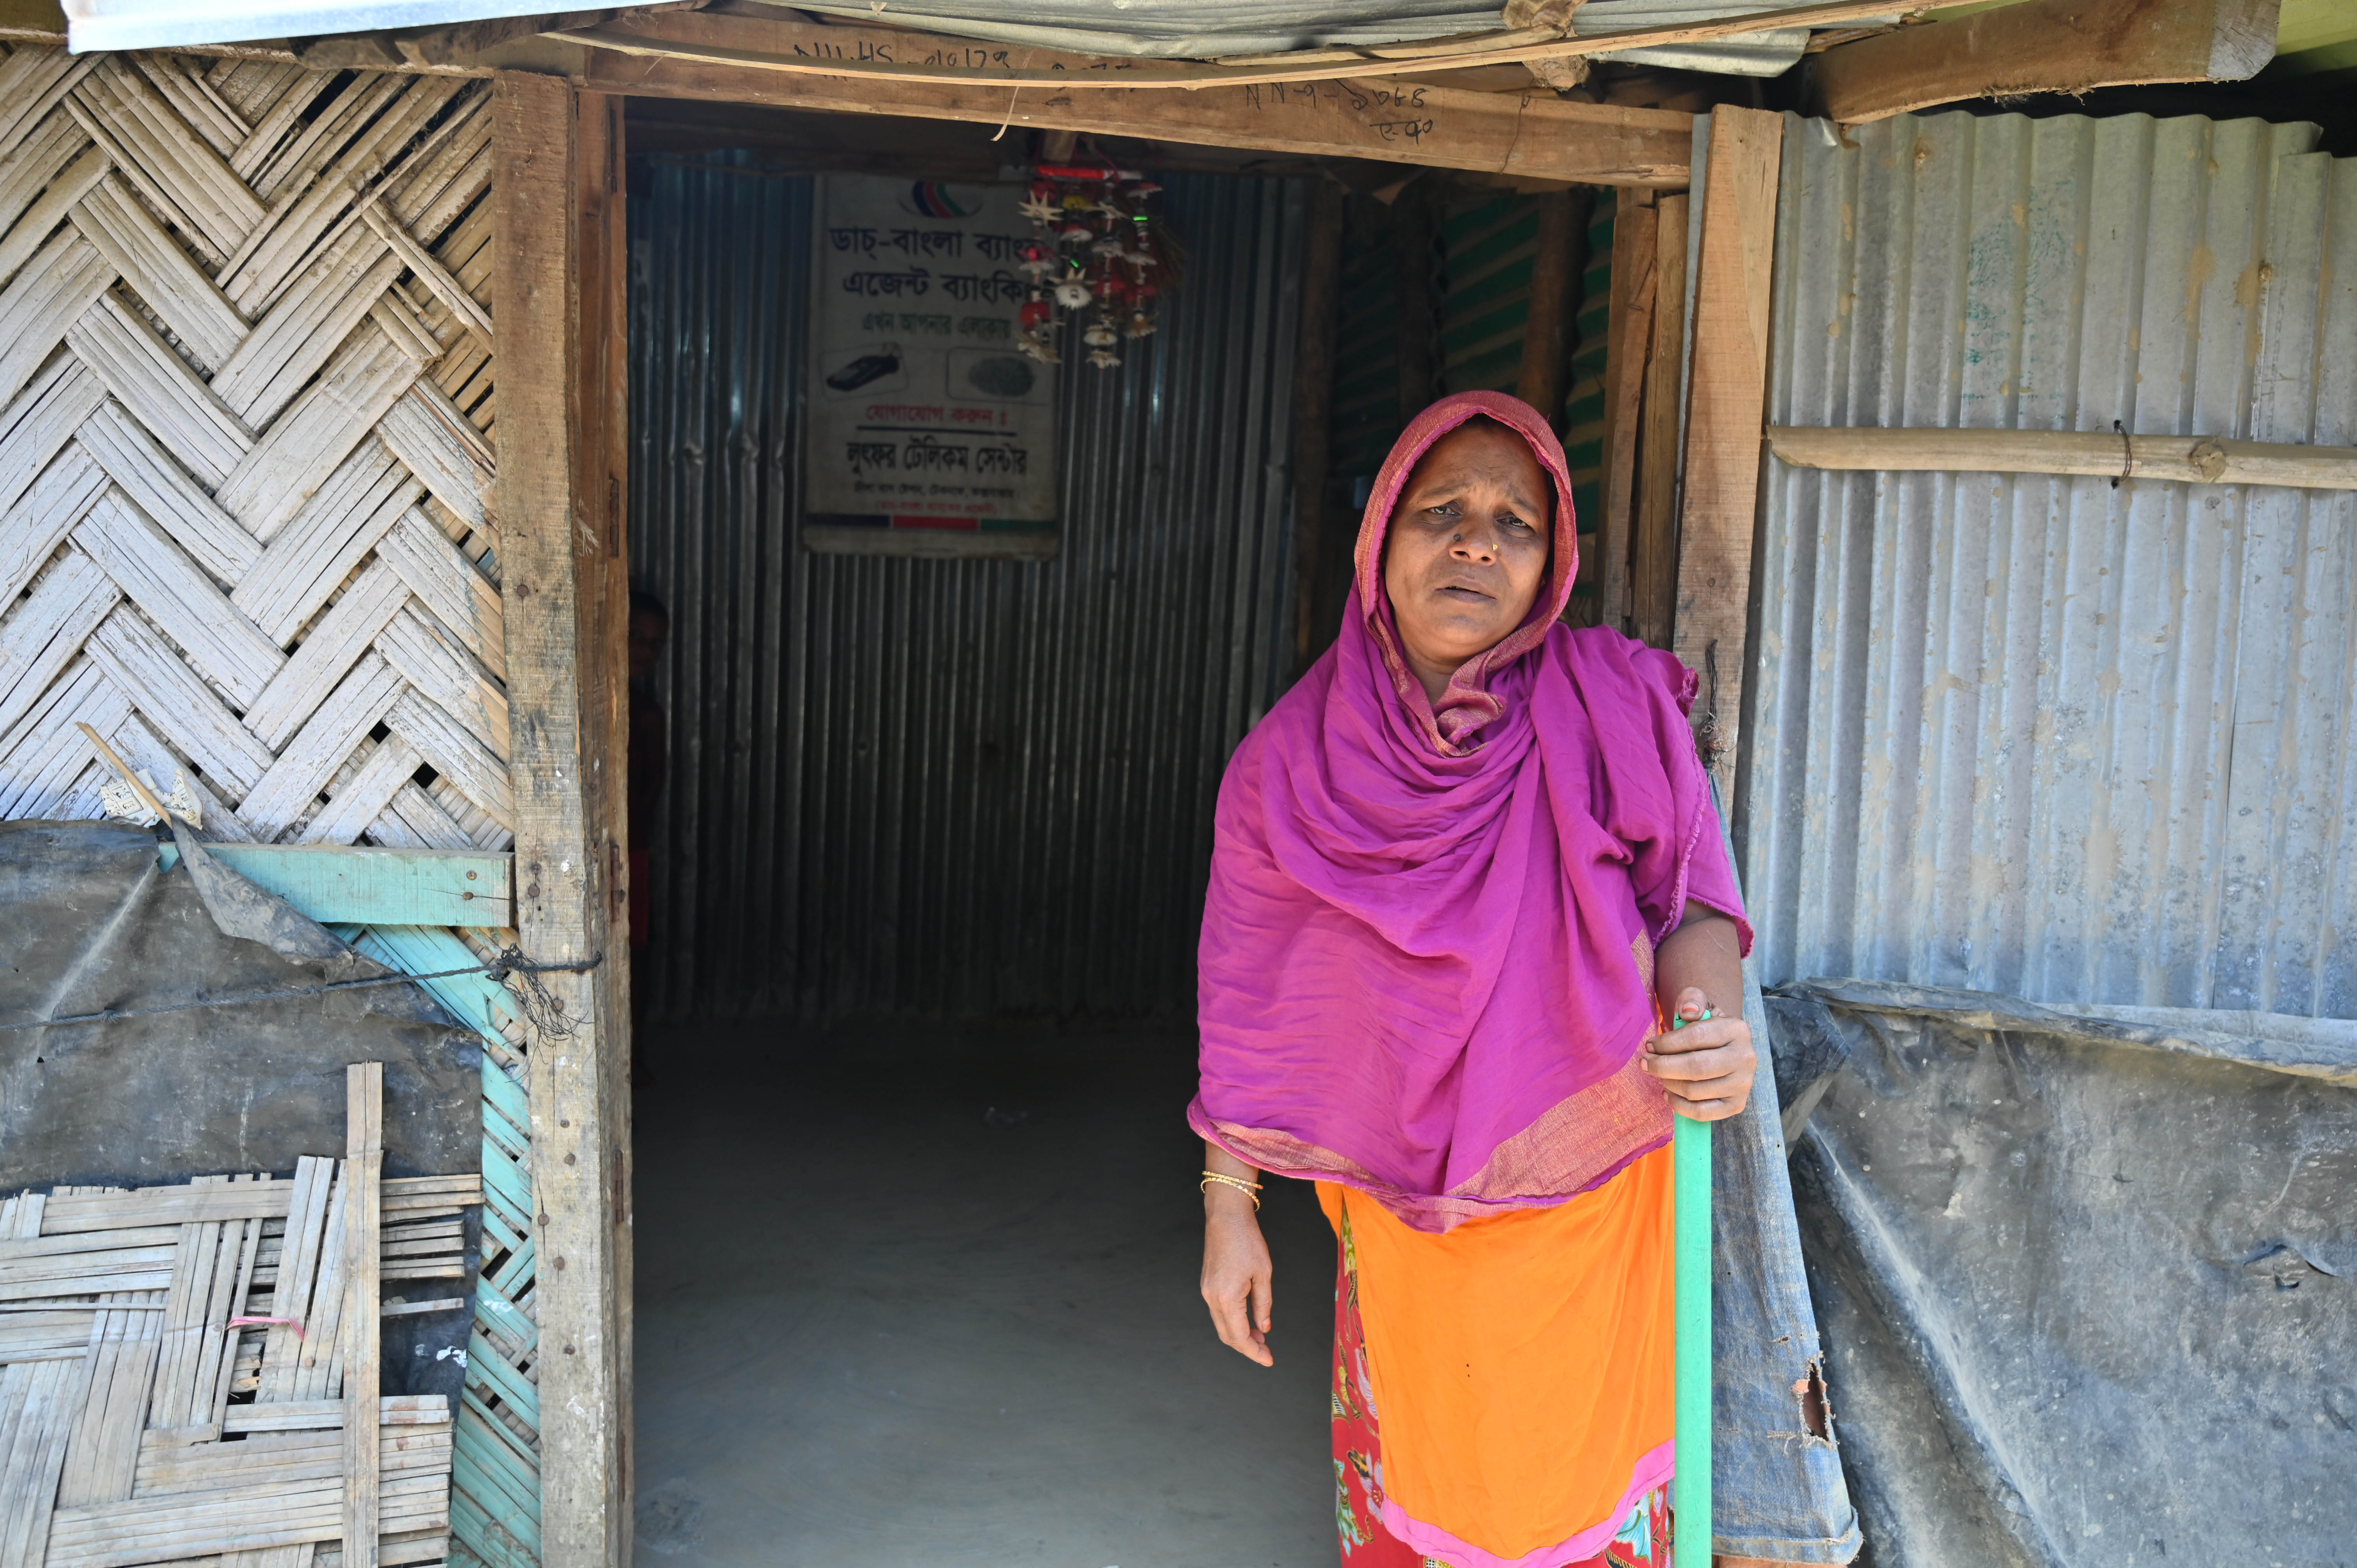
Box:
[0,1066,480,1568]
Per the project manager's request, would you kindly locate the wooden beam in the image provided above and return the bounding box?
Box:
[1597,187,1657,632]
[491,71,630,1568]
[1515,189,1579,429]
[1813,0,2281,125]
[341,1063,383,1568]
[1292,178,1345,676]
[1630,191,1687,650]
[564,1,1936,90]
[1672,107,1782,783]
[198,846,512,927]
[1767,425,2357,489]
[579,34,1694,188]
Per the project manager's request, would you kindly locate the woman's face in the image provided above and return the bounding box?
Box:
[1382,420,1552,687]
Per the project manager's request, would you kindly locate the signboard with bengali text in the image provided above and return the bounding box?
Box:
[804,175,1057,541]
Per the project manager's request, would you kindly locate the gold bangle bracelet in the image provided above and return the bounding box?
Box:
[1200,1171,1263,1209]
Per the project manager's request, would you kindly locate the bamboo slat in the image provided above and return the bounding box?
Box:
[0,44,513,853]
[1765,423,2357,491]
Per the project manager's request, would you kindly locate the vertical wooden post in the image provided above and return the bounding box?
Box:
[1514,189,1578,429]
[1292,178,1344,676]
[1630,192,1688,650]
[492,71,632,1568]
[342,1062,383,1568]
[1598,188,1658,633]
[1673,107,1783,781]
[1394,178,1438,422]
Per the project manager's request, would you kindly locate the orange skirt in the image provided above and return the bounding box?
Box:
[1320,1142,1675,1568]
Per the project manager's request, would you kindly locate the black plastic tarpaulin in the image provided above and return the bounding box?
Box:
[0,818,483,1399]
[1767,978,2356,1567]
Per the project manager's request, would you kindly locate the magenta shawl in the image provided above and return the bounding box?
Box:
[1188,391,1749,1233]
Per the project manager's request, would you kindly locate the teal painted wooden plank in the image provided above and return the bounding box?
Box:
[456,1409,544,1523]
[480,1197,528,1259]
[480,1139,533,1224]
[206,845,511,925]
[450,1483,543,1568]
[484,1235,534,1294]
[459,1395,544,1481]
[462,1383,542,1459]
[466,1331,540,1426]
[455,1444,544,1549]
[348,926,512,1038]
[482,1093,530,1158]
[457,1439,544,1538]
[478,1054,529,1129]
[475,1276,537,1356]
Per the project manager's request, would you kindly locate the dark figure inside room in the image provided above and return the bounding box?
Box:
[628,588,670,1044]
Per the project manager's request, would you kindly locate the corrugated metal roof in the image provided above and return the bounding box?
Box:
[628,156,1306,1019]
[1742,108,2357,1019]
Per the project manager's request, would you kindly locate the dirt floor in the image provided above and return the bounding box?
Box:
[631,1018,1338,1567]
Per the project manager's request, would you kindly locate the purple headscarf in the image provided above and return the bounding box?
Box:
[1188,391,1749,1232]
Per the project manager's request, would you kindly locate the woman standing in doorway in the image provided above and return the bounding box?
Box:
[1193,391,1762,1568]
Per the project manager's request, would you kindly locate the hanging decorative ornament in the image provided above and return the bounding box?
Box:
[1018,293,1059,363]
[1019,150,1170,373]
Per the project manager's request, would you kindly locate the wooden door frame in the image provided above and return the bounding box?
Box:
[491,70,632,1568]
[488,67,1779,1565]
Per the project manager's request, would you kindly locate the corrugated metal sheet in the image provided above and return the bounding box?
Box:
[1743,109,2357,1019]
[1438,192,1540,398]
[628,156,1305,1019]
[1563,202,1613,529]
[1331,197,1406,483]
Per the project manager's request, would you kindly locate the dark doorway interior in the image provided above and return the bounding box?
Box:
[624,107,1334,1564]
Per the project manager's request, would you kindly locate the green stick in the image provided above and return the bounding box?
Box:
[1673,1020,1714,1560]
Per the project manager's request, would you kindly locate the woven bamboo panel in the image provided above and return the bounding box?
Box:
[0,44,505,855]
[0,1168,478,1568]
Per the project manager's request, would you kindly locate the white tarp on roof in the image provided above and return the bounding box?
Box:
[65,0,1863,72]
[63,0,550,52]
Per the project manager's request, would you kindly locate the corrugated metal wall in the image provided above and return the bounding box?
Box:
[1744,110,2357,1018]
[627,155,1306,1019]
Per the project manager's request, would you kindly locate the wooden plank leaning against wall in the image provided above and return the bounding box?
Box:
[489,72,632,1568]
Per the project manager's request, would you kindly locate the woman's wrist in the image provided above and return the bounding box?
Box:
[1203,1183,1261,1220]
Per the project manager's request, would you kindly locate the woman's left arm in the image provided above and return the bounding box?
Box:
[1641,901,1755,1120]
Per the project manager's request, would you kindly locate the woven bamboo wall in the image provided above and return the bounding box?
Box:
[0,45,505,853]
[0,42,539,1568]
